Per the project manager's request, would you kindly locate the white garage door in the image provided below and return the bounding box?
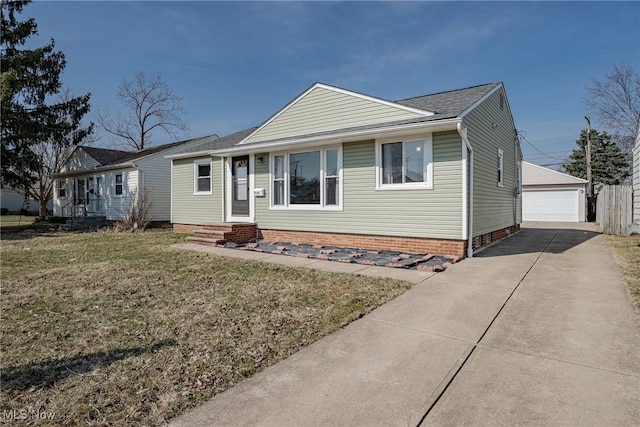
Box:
[523,189,580,222]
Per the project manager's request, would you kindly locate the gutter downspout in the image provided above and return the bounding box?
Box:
[457,123,474,258]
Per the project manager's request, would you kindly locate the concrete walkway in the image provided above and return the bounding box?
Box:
[169,223,640,426]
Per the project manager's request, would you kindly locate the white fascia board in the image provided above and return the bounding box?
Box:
[458,83,503,119]
[54,162,135,178]
[237,83,435,146]
[315,83,436,117]
[165,150,215,160]
[213,119,461,156]
[523,161,588,184]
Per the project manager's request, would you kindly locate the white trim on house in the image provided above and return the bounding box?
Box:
[208,119,461,157]
[457,123,474,257]
[193,158,213,195]
[225,154,255,223]
[268,145,344,211]
[374,134,433,191]
[461,138,468,240]
[458,83,503,119]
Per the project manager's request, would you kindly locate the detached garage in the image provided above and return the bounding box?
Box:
[522,162,587,222]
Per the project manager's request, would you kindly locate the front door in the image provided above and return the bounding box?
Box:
[231,155,250,216]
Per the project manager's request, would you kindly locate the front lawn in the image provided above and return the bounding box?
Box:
[606,234,640,318]
[0,228,411,425]
[0,214,35,225]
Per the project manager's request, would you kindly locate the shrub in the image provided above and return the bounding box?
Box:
[114,188,152,232]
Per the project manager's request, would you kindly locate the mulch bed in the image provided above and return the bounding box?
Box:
[224,240,461,272]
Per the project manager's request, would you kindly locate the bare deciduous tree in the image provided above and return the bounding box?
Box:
[25,89,94,219]
[97,72,188,150]
[584,63,640,154]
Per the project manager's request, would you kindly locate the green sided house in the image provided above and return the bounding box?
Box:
[168,82,522,258]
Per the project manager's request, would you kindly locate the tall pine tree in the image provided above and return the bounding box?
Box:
[1,0,91,210]
[564,129,630,186]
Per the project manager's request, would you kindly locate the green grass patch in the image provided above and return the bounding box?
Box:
[606,234,640,319]
[0,228,411,425]
[0,214,35,225]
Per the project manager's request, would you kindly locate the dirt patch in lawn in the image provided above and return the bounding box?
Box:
[0,228,411,425]
[605,234,640,319]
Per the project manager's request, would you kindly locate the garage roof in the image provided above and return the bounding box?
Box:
[523,161,588,186]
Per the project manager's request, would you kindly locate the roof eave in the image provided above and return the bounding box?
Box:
[457,83,503,119]
[54,161,135,178]
[212,119,461,155]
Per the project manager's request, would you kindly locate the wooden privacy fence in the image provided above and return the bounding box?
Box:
[596,185,633,235]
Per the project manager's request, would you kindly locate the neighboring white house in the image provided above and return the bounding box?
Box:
[522,161,587,222]
[0,187,52,213]
[53,135,218,221]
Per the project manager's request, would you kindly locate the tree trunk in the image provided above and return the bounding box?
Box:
[38,199,48,220]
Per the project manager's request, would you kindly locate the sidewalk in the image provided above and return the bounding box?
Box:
[169,223,640,426]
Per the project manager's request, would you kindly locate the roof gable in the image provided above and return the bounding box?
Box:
[240,83,434,145]
[58,135,219,175]
[523,161,588,185]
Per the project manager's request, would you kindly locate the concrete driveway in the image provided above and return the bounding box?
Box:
[170,222,640,426]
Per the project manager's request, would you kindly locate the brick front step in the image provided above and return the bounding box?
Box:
[176,222,257,246]
[193,229,230,239]
[185,236,227,247]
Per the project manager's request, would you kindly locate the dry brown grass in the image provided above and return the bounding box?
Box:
[605,234,640,318]
[1,228,411,425]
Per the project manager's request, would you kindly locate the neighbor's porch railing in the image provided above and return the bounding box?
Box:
[61,197,106,220]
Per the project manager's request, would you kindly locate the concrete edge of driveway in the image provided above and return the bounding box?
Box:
[170,242,438,284]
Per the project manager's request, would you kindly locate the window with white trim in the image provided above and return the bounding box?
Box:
[115,173,124,196]
[58,180,67,198]
[497,149,504,187]
[194,160,212,194]
[377,137,433,189]
[270,147,342,209]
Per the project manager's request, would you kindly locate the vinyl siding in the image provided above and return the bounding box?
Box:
[464,87,520,236]
[136,144,199,221]
[243,86,425,144]
[254,132,463,239]
[60,148,100,172]
[104,169,137,221]
[171,157,223,224]
[53,171,135,220]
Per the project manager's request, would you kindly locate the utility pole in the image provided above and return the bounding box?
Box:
[585,115,593,221]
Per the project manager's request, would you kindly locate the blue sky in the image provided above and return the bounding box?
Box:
[26,1,640,168]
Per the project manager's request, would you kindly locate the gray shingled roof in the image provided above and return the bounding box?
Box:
[80,134,219,167]
[395,83,499,119]
[81,146,130,166]
[169,127,258,156]
[171,82,500,156]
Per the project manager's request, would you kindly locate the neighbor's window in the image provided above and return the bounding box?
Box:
[194,161,212,194]
[115,174,123,195]
[378,137,432,188]
[271,148,341,209]
[497,149,504,187]
[58,180,66,198]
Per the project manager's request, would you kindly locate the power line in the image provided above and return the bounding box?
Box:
[518,131,558,160]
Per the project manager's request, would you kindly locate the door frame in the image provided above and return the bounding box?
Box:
[225,154,255,222]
